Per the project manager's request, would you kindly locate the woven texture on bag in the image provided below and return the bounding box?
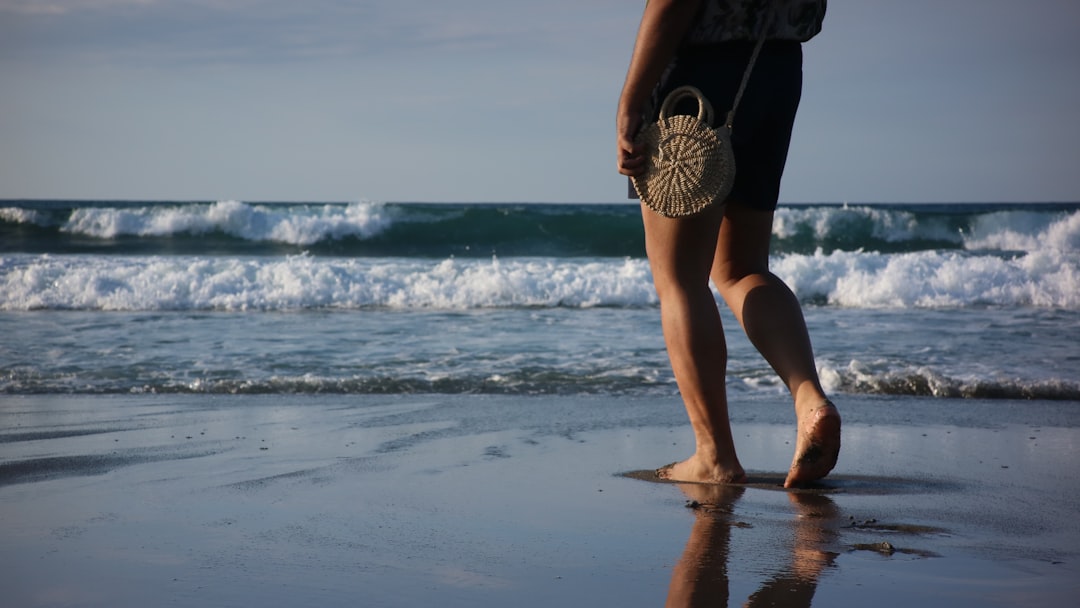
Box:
[631,86,735,218]
[633,116,734,217]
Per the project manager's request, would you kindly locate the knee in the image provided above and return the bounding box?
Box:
[712,259,770,293]
[650,260,711,300]
[651,270,718,309]
[652,275,705,305]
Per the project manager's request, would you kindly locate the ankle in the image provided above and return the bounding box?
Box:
[792,381,830,413]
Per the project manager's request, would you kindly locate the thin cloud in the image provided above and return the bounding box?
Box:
[0,0,156,15]
[1,0,632,66]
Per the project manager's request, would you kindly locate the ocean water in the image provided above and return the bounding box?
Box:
[1,200,1078,401]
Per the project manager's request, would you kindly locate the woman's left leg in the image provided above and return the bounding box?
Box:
[642,203,745,483]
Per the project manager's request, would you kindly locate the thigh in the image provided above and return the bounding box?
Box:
[712,203,775,284]
[641,203,726,291]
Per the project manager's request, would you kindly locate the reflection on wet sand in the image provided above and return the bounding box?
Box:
[666,484,839,608]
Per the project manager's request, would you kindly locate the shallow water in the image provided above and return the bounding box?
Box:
[2,200,1078,400]
[2,305,1077,400]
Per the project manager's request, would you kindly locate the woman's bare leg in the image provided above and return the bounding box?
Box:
[642,203,745,484]
[710,203,840,488]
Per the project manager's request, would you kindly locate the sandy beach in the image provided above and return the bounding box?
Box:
[1,393,1078,607]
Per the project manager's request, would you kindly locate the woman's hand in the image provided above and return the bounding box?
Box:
[616,109,646,177]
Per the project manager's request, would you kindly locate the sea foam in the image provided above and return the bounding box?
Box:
[2,248,1076,311]
[60,200,394,245]
[773,205,961,246]
[6,202,1078,260]
[0,255,657,311]
[962,208,1080,253]
[776,248,1079,309]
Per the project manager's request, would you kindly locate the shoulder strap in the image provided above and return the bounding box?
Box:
[724,6,775,130]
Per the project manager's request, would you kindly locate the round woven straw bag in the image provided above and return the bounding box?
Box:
[631,86,734,218]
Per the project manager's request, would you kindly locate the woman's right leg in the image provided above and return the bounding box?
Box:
[710,202,840,487]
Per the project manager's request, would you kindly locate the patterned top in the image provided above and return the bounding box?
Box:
[682,0,827,45]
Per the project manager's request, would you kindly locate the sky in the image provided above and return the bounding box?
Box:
[1,0,1079,204]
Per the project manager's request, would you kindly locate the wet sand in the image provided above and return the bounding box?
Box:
[1,393,1078,607]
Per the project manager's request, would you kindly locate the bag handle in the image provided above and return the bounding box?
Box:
[658,86,714,125]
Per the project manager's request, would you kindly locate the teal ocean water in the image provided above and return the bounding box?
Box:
[1,200,1078,399]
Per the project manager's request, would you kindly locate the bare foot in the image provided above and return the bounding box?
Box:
[784,400,841,488]
[657,453,746,484]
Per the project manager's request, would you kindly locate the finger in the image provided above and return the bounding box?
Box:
[618,156,647,177]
